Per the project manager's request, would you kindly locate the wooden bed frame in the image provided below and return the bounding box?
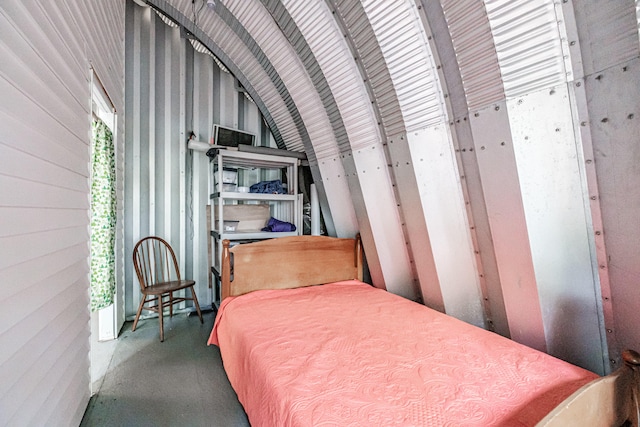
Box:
[220,234,640,426]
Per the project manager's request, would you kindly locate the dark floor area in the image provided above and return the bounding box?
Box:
[81,310,250,427]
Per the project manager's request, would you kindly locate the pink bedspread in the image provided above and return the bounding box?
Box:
[208,280,597,426]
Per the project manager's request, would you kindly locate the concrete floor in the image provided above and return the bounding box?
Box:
[81,310,250,427]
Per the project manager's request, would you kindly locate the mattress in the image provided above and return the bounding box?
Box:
[208,280,598,426]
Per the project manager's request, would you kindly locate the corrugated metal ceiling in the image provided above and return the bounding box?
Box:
[129,0,640,373]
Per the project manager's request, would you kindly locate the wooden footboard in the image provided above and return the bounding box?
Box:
[537,349,640,426]
[220,234,362,300]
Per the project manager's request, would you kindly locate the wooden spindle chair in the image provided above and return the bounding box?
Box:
[132,236,203,341]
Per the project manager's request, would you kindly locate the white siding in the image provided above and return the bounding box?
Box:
[0,1,125,425]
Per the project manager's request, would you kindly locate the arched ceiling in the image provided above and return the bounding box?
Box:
[139,0,640,374]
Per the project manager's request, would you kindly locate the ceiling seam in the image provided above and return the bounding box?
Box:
[328,0,424,299]
[213,2,311,152]
[143,0,287,149]
[259,0,350,159]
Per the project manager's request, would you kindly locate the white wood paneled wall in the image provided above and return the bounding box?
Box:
[0,1,125,425]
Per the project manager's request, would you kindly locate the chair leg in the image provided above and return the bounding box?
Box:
[191,286,203,324]
[158,294,165,342]
[132,296,146,332]
[169,291,174,317]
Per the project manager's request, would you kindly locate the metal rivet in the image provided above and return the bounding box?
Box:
[481,146,486,150]
[550,89,555,95]
[576,82,581,87]
[469,148,474,152]
[474,112,480,117]
[600,265,606,269]
[500,141,506,146]
[628,114,634,119]
[569,41,576,46]
[595,75,603,80]
[607,329,613,333]
[495,105,500,111]
[601,118,609,123]
[595,231,601,235]
[604,297,610,301]
[590,196,597,200]
[586,159,593,164]
[623,66,628,72]
[555,128,561,132]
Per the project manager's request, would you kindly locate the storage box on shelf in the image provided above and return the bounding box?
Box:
[209,149,302,306]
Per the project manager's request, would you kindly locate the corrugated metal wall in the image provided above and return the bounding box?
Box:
[124,1,271,316]
[0,1,125,425]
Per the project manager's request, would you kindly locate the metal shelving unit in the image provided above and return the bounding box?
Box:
[209,149,302,305]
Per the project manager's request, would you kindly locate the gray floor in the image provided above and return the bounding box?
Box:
[81,310,250,427]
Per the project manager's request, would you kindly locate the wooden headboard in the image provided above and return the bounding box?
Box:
[221,234,363,300]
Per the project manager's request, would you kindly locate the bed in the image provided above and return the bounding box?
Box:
[208,234,640,426]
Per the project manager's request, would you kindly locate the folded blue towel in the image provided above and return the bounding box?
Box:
[261,217,296,232]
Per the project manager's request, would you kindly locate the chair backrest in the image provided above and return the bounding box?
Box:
[132,236,181,290]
